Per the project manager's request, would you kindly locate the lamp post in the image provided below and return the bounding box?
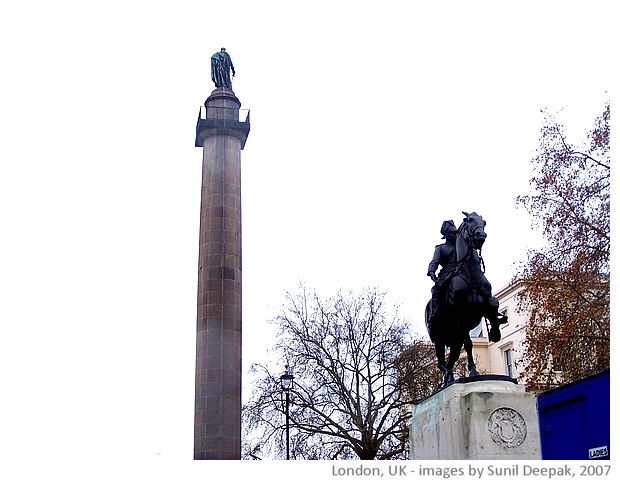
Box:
[280,365,294,460]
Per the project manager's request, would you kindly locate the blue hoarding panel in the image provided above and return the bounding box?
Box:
[537,369,610,460]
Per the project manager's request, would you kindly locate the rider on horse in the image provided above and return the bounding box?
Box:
[427,220,458,341]
[425,213,509,387]
[427,217,508,344]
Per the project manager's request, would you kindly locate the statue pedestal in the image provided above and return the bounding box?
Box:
[410,376,541,460]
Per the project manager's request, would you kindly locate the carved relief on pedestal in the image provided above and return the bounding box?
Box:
[487,407,527,448]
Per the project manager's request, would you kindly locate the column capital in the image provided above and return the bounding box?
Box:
[195,89,250,148]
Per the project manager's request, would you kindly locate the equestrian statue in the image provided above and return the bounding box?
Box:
[425,212,507,388]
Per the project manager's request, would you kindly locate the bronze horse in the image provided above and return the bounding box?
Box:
[425,212,507,387]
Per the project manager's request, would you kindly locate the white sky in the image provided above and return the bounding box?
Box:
[0,0,614,474]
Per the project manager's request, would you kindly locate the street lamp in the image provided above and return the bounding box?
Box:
[280,365,294,460]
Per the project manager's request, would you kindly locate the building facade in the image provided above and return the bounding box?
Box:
[470,282,529,381]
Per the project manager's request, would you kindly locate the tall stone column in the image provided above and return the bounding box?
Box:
[194,87,250,460]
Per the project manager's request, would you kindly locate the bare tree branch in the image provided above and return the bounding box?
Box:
[242,284,430,460]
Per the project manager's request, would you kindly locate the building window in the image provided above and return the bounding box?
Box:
[500,308,509,327]
[504,348,514,378]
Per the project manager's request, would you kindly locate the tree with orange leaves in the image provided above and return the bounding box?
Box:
[514,102,610,391]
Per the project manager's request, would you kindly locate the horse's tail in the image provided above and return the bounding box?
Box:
[424,300,435,343]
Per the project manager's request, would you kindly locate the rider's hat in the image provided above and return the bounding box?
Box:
[440,220,458,238]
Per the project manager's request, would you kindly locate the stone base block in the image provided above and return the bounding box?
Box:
[410,377,541,460]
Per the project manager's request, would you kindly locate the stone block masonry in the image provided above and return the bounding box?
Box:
[194,87,249,460]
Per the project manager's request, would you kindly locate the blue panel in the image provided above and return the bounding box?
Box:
[537,369,610,460]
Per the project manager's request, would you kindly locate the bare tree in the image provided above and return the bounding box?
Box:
[514,102,610,390]
[242,284,419,460]
[394,337,481,404]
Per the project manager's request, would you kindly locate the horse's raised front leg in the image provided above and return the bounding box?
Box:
[485,296,507,343]
[463,335,479,377]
